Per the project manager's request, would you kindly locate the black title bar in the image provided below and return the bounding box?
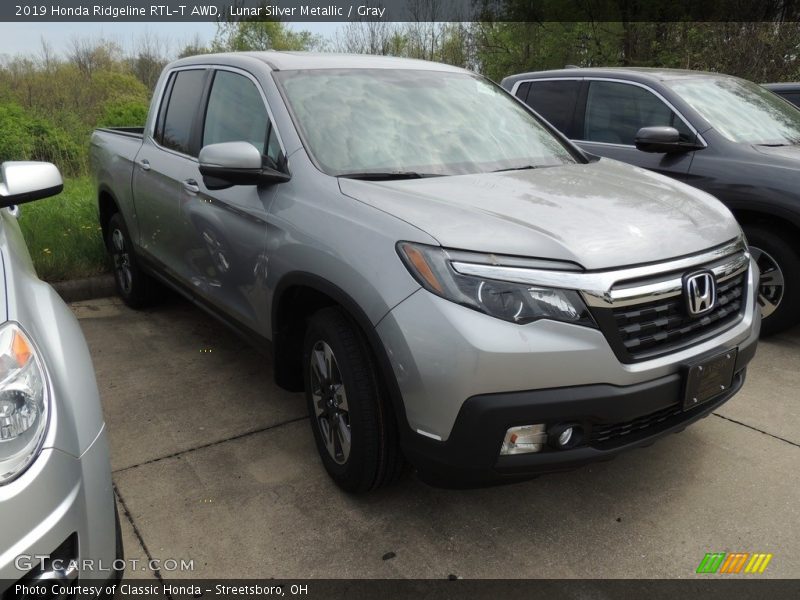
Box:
[2,0,800,22]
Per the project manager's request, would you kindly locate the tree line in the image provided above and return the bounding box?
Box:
[2,19,799,175]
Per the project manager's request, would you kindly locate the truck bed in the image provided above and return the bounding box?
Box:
[94,127,145,139]
[90,128,146,230]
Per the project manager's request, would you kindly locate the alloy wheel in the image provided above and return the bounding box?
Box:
[749,245,785,319]
[111,228,133,295]
[309,340,351,465]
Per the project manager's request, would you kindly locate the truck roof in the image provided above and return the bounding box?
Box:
[170,51,468,73]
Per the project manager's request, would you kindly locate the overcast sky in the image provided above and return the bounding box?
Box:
[0,22,340,59]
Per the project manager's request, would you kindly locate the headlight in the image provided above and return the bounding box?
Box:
[0,322,49,485]
[397,242,596,327]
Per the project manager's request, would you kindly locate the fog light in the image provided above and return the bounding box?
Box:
[558,427,573,447]
[500,424,546,455]
[549,423,583,449]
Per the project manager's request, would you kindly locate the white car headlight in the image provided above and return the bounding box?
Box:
[0,322,49,485]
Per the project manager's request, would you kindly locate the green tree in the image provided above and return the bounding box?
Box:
[212,20,321,52]
[99,100,149,128]
[0,103,83,174]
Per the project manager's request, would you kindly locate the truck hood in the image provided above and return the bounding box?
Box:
[339,159,741,270]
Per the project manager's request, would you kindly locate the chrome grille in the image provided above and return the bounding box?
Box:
[613,272,746,358]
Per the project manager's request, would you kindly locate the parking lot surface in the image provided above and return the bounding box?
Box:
[72,296,800,579]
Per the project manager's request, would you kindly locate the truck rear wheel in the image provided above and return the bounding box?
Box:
[107,213,161,309]
[744,224,800,335]
[303,307,403,493]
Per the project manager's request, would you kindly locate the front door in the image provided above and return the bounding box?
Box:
[575,80,698,181]
[176,68,288,336]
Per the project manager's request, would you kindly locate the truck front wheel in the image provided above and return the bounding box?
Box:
[303,307,403,493]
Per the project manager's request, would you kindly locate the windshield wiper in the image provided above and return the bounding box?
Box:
[491,165,539,173]
[337,171,440,181]
[757,139,800,147]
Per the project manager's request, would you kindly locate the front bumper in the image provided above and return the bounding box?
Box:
[0,427,120,590]
[402,335,755,486]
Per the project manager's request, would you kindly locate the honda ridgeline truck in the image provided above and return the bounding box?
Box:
[91,53,760,492]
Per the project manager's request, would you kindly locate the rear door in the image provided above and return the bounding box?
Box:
[132,68,209,274]
[575,79,697,179]
[518,78,584,139]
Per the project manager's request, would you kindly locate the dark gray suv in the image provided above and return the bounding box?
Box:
[502,67,800,335]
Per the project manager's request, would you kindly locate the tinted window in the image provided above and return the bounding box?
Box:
[161,69,207,155]
[781,92,800,109]
[203,71,272,156]
[524,80,581,135]
[583,81,693,144]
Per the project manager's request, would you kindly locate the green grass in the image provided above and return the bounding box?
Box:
[17,176,110,282]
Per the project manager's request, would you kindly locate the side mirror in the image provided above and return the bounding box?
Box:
[634,126,700,154]
[0,162,63,208]
[198,142,290,190]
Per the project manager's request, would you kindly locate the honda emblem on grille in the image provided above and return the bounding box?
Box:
[684,270,716,316]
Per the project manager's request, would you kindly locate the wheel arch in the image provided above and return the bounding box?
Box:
[271,272,411,435]
[729,205,800,251]
[98,184,120,249]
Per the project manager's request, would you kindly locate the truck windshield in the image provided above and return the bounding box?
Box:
[666,77,800,145]
[275,68,578,177]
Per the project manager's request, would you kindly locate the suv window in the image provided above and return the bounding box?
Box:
[781,92,800,108]
[583,81,693,144]
[160,69,207,155]
[203,70,282,169]
[524,80,581,135]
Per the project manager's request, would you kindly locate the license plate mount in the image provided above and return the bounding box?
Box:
[683,349,737,411]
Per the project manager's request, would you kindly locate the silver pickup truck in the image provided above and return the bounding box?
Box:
[91,52,760,492]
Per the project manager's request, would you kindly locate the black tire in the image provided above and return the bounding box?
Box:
[303,307,403,493]
[744,224,800,336]
[107,212,161,309]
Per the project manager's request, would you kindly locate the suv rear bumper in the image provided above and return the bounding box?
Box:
[400,331,756,487]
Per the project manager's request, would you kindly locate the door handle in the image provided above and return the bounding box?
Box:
[182,179,201,194]
[136,159,150,171]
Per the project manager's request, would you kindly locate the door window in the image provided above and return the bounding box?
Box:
[524,80,581,136]
[160,69,207,155]
[203,70,283,169]
[583,81,693,145]
[781,92,800,109]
